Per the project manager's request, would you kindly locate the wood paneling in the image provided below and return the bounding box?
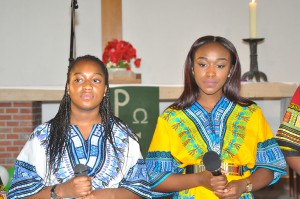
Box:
[101,0,122,51]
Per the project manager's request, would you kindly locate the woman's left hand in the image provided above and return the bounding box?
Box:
[76,188,142,199]
[76,189,98,199]
[215,179,246,199]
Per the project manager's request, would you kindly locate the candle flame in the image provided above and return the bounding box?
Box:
[251,0,255,2]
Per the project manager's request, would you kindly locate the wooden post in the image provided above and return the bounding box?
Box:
[101,0,122,51]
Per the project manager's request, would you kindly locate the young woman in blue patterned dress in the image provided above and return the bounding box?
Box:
[8,55,151,199]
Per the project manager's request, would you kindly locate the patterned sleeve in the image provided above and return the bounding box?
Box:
[145,116,184,198]
[8,124,49,199]
[276,86,300,156]
[119,137,152,199]
[251,108,286,185]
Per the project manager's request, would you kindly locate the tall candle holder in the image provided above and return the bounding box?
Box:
[242,38,268,82]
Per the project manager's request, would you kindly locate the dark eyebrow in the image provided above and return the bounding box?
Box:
[196,57,229,61]
[196,57,207,60]
[217,58,229,61]
[73,72,104,76]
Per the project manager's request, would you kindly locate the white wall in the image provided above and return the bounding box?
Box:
[1,0,299,133]
[0,0,101,87]
[122,0,300,84]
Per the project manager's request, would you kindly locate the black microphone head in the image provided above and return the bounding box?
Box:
[202,151,221,172]
[74,164,88,177]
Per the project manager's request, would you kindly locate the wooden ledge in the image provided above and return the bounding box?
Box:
[0,82,298,102]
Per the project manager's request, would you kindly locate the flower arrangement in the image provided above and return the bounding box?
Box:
[102,39,141,71]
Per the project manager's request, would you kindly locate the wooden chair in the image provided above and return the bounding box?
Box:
[297,173,300,199]
[289,167,300,199]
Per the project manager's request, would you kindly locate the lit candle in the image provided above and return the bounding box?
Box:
[249,0,257,38]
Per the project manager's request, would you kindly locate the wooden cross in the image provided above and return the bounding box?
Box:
[101,0,122,51]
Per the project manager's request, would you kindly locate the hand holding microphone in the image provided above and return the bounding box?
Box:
[72,164,93,198]
[74,164,89,177]
[50,164,92,198]
[203,151,228,195]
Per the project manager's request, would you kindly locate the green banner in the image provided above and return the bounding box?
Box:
[109,86,159,158]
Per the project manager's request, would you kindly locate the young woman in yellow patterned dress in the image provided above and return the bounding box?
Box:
[146,35,286,199]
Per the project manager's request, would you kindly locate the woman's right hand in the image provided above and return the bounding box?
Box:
[56,176,93,198]
[198,170,228,194]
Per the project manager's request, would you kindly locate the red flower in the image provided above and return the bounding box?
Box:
[134,58,141,67]
[102,39,141,70]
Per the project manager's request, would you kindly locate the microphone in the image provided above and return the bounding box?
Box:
[202,151,222,176]
[74,164,88,177]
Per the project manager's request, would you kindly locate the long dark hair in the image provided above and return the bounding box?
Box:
[171,35,254,109]
[45,55,137,174]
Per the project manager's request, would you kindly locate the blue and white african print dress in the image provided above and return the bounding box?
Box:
[8,122,151,199]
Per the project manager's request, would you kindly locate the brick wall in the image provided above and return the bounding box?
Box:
[0,102,41,169]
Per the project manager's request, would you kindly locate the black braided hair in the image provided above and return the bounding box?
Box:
[44,55,138,176]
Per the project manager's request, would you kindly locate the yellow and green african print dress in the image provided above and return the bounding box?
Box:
[146,97,286,199]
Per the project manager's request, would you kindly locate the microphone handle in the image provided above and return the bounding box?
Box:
[211,169,222,176]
